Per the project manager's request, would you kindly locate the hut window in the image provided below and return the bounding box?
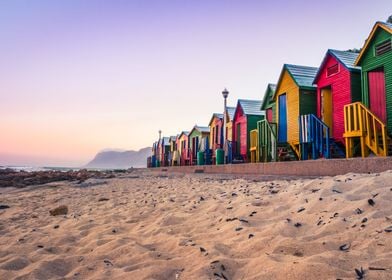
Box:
[327,64,339,77]
[375,39,391,56]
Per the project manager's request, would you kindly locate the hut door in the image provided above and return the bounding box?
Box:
[321,87,333,134]
[278,94,287,142]
[236,123,241,155]
[368,68,387,123]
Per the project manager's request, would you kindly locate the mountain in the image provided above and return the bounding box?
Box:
[85,147,151,169]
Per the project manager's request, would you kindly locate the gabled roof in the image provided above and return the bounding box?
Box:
[161,137,170,146]
[208,113,223,127]
[189,125,210,137]
[355,21,392,65]
[235,99,264,117]
[179,131,189,139]
[314,49,360,82]
[261,83,276,110]
[227,107,236,121]
[273,64,317,99]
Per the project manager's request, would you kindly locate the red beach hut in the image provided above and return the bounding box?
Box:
[313,49,362,145]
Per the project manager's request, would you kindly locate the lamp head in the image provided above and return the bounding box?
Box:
[222,88,229,99]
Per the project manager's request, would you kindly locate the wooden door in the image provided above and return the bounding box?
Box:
[278,94,287,142]
[236,123,241,156]
[368,68,387,123]
[321,87,333,134]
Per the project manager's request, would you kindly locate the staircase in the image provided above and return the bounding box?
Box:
[277,143,298,161]
[299,114,330,160]
[343,102,389,157]
[249,129,259,163]
[258,120,278,162]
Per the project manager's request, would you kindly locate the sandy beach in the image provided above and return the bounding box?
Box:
[0,169,391,279]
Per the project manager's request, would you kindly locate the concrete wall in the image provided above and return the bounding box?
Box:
[154,157,392,177]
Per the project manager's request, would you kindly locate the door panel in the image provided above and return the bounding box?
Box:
[278,94,287,142]
[321,88,333,134]
[236,123,241,155]
[368,69,387,123]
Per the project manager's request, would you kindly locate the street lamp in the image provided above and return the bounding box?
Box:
[222,88,229,163]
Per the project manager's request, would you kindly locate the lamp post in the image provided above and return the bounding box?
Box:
[222,88,229,163]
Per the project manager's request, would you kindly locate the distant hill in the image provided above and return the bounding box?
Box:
[85,147,151,169]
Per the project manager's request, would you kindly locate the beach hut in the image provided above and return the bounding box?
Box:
[253,84,278,162]
[300,49,362,160]
[232,99,264,162]
[225,107,236,163]
[344,21,392,157]
[159,137,170,166]
[169,135,180,166]
[273,64,318,159]
[178,131,190,166]
[209,113,223,163]
[189,125,210,165]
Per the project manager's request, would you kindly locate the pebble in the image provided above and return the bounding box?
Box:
[368,199,375,206]
[49,205,68,216]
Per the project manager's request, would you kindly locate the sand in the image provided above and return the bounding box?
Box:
[0,169,391,279]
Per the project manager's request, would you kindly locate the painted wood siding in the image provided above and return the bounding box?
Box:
[359,28,392,134]
[247,115,264,160]
[276,70,300,143]
[233,107,248,159]
[189,130,201,156]
[266,108,273,122]
[226,121,233,142]
[315,55,359,143]
[209,117,222,153]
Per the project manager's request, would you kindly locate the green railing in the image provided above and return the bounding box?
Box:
[258,120,277,162]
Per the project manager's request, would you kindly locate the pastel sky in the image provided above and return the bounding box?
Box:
[0,0,390,167]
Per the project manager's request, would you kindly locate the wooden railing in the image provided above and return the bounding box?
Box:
[343,102,388,157]
[250,129,259,163]
[258,120,277,162]
[299,114,330,160]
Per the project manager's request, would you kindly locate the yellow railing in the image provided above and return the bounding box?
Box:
[250,129,259,163]
[343,102,388,157]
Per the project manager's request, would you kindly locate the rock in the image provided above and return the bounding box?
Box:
[368,199,375,206]
[339,244,350,251]
[49,205,68,216]
[297,207,305,213]
[98,198,109,202]
[0,205,10,210]
[384,226,392,233]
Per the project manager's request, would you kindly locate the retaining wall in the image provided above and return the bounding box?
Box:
[152,157,392,177]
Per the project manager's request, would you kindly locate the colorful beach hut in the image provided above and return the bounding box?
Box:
[343,21,392,157]
[178,131,190,166]
[169,135,179,166]
[209,113,223,162]
[159,137,170,166]
[232,99,264,162]
[273,64,318,159]
[252,84,278,162]
[314,49,362,143]
[189,125,210,165]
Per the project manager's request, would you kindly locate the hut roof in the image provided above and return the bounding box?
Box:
[355,21,392,65]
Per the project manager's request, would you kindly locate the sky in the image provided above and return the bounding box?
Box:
[0,0,391,167]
